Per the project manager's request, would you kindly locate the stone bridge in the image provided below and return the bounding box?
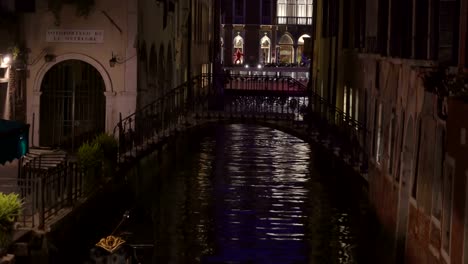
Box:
[114,74,369,175]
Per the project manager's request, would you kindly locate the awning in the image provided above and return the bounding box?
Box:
[0,119,29,165]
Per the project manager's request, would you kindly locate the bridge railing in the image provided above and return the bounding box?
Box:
[292,77,368,169]
[113,75,215,162]
[220,74,309,123]
[224,74,307,95]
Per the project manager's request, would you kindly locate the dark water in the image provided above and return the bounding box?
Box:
[82,124,372,263]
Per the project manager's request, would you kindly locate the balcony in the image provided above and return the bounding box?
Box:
[276,16,312,25]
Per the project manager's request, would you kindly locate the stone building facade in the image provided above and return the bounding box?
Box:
[0,0,213,150]
[312,0,468,263]
[220,0,313,67]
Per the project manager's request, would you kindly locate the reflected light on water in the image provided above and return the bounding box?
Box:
[102,124,365,264]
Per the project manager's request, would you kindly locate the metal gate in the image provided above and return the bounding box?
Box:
[40,60,105,151]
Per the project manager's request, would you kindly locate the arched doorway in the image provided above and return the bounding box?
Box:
[297,34,311,65]
[278,34,294,64]
[39,60,105,150]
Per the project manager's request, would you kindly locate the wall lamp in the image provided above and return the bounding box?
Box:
[2,55,11,64]
[44,54,56,62]
[109,52,135,68]
[1,54,12,67]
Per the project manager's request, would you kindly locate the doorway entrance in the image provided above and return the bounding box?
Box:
[39,60,105,151]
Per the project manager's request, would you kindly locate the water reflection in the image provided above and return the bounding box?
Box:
[86,124,368,263]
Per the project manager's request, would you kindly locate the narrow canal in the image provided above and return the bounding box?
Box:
[79,124,373,263]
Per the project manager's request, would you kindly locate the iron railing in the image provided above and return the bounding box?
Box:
[114,73,368,171]
[17,154,84,229]
[113,75,215,163]
[277,16,313,25]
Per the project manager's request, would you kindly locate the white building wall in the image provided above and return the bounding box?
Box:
[21,0,137,146]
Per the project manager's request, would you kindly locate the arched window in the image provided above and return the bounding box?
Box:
[233,33,244,64]
[297,34,311,64]
[260,33,271,64]
[278,34,294,64]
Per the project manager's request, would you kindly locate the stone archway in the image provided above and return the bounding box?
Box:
[32,54,113,147]
[39,60,106,150]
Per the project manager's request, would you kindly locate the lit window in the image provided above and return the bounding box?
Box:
[277,0,313,25]
[278,34,294,64]
[297,34,311,65]
[233,33,244,64]
[260,33,271,64]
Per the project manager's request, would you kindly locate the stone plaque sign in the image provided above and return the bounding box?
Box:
[46,30,104,43]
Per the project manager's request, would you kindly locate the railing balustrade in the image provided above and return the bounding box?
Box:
[276,16,313,25]
[17,154,84,229]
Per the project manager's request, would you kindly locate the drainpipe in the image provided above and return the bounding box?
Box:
[187,0,193,105]
[307,0,318,128]
[458,0,467,70]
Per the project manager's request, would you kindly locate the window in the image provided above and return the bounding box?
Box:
[442,158,454,255]
[260,34,271,64]
[220,37,224,64]
[15,0,35,12]
[375,103,383,163]
[412,119,423,198]
[388,110,396,174]
[343,86,348,115]
[234,0,244,23]
[296,0,313,24]
[432,128,445,221]
[260,0,271,24]
[233,33,244,64]
[297,34,311,65]
[354,89,359,122]
[277,0,313,25]
[277,0,287,23]
[0,83,7,118]
[372,101,378,156]
[0,68,6,79]
[278,34,294,63]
